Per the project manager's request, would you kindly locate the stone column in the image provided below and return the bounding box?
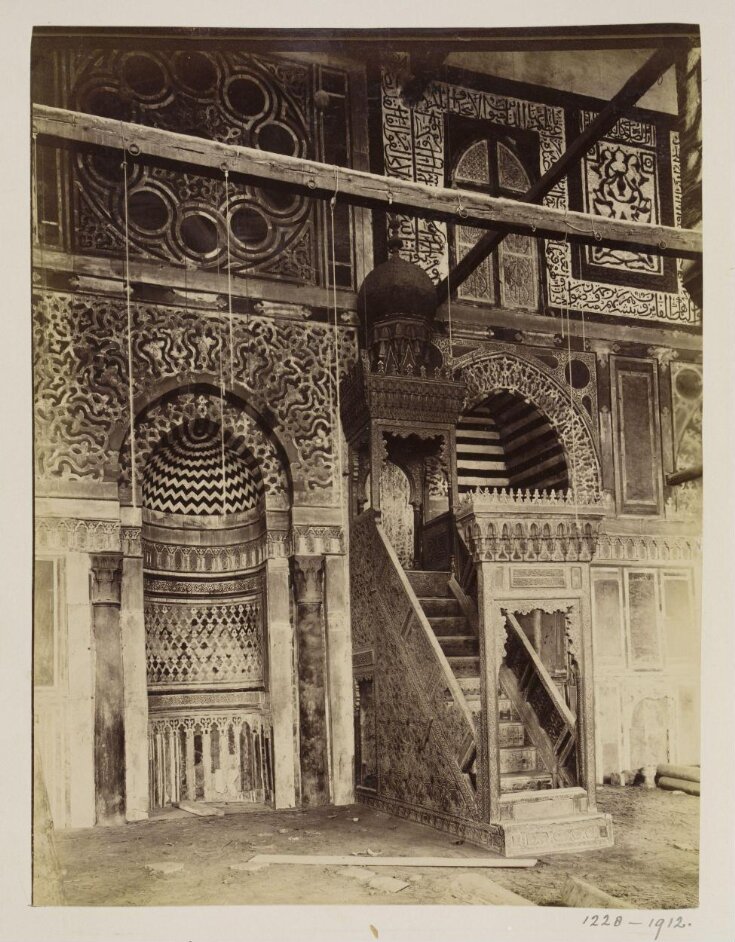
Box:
[66,553,96,828]
[293,556,330,806]
[324,554,355,805]
[576,570,599,808]
[120,512,149,821]
[477,562,502,822]
[90,552,126,825]
[265,556,297,808]
[591,341,618,498]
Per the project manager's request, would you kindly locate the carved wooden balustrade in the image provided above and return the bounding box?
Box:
[501,611,578,788]
[350,509,480,822]
[455,488,609,565]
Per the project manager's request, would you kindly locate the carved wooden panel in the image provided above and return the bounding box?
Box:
[62,49,355,286]
[379,461,414,568]
[381,62,698,325]
[611,357,663,516]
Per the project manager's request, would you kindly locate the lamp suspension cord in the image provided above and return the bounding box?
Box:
[218,313,228,515]
[121,142,138,508]
[563,249,580,531]
[218,173,230,515]
[330,166,344,495]
[446,259,453,358]
[224,168,235,390]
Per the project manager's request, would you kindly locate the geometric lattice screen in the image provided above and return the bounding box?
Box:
[145,596,263,688]
[143,419,263,515]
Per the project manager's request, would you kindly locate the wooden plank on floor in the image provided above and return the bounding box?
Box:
[248,853,536,868]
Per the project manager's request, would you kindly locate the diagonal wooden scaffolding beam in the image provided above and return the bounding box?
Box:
[436,45,681,303]
[32,103,701,261]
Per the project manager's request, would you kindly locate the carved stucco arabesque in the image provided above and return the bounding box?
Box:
[33,291,357,508]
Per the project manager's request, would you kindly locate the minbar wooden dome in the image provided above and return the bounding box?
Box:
[356,222,437,335]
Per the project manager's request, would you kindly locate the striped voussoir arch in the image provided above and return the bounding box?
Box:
[457,391,568,496]
[143,418,264,516]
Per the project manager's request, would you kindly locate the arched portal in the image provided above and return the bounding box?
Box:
[457,390,569,497]
[456,351,602,501]
[121,391,291,810]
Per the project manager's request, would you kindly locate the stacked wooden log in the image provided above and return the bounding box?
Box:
[656,764,700,796]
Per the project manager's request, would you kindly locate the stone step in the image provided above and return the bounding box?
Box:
[498,787,589,823]
[457,676,481,698]
[437,635,478,658]
[406,570,451,598]
[419,597,462,618]
[500,771,554,793]
[499,722,526,748]
[426,615,470,636]
[498,697,518,722]
[500,811,613,857]
[447,655,481,678]
[499,746,538,775]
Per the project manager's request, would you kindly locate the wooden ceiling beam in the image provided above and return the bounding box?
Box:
[32,104,701,260]
[32,26,698,55]
[436,45,682,303]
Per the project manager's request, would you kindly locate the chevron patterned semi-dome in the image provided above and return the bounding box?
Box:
[143,420,264,516]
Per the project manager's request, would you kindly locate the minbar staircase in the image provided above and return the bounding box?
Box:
[407,569,552,792]
[406,568,613,856]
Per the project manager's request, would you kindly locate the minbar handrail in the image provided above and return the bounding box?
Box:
[504,611,577,730]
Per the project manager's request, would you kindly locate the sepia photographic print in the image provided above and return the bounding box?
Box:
[4,5,734,941]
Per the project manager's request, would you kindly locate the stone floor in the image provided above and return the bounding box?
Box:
[38,786,699,907]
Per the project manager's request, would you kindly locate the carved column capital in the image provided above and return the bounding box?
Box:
[587,339,620,362]
[293,556,325,606]
[89,553,123,605]
[647,345,680,369]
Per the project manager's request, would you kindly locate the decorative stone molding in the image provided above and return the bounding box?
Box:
[595,533,700,563]
[35,516,121,553]
[291,525,345,556]
[143,529,286,573]
[148,690,266,711]
[121,526,142,557]
[89,552,123,605]
[143,574,262,597]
